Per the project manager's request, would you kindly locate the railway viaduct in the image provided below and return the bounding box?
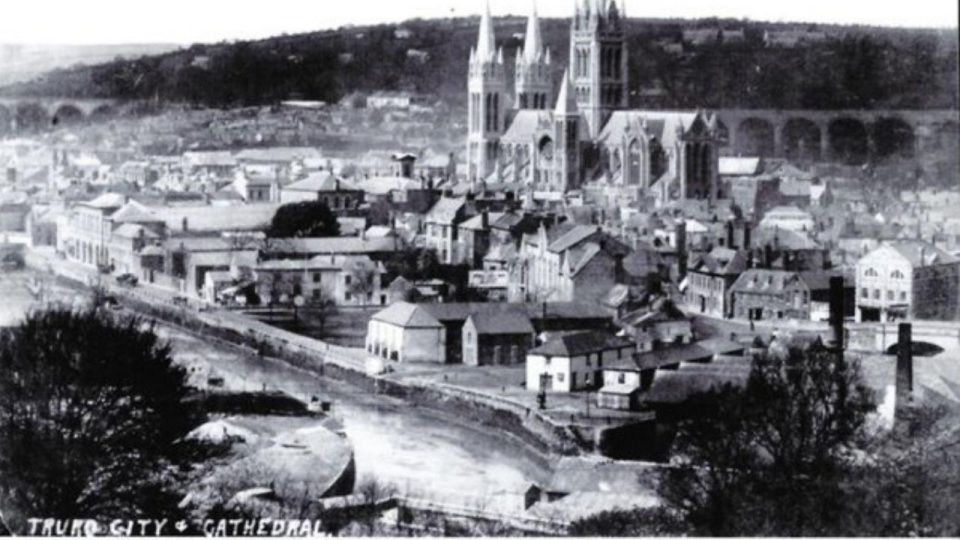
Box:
[713,108,960,164]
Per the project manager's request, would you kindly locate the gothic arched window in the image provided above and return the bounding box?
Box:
[539,136,554,162]
[627,139,643,186]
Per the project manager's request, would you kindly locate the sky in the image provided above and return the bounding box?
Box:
[1,0,957,45]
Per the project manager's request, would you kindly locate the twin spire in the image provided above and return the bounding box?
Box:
[474,0,498,62]
[473,0,549,66]
[521,1,545,64]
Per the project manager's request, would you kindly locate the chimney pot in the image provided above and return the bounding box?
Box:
[896,322,914,424]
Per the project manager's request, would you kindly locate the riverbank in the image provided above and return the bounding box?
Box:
[23,249,591,460]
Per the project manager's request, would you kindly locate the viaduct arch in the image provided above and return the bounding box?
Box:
[0,97,121,133]
[715,109,958,165]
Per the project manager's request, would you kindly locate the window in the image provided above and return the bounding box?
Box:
[861,288,868,298]
[586,355,592,367]
[900,291,907,301]
[345,275,352,285]
[887,290,894,301]
[557,373,565,383]
[891,270,905,279]
[864,268,879,278]
[618,373,626,384]
[874,289,880,299]
[313,273,321,283]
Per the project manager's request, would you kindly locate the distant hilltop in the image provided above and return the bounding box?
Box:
[0,43,180,87]
[0,16,956,111]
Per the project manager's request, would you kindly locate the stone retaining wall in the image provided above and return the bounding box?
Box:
[28,254,585,457]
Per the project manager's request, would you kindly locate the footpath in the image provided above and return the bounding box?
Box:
[24,247,590,457]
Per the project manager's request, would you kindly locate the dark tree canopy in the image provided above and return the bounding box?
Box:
[659,341,877,536]
[383,245,440,282]
[267,201,340,238]
[0,308,205,533]
[2,19,955,111]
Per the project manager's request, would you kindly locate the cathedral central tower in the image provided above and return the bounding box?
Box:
[570,0,628,138]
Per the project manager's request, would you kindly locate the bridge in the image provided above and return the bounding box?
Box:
[0,97,123,133]
[712,108,959,164]
[847,320,960,356]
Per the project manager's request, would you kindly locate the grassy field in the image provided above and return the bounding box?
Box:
[262,307,378,348]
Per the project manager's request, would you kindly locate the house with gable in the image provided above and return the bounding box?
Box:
[683,247,748,318]
[856,241,960,322]
[514,223,629,304]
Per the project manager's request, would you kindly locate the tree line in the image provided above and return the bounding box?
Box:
[1,18,955,110]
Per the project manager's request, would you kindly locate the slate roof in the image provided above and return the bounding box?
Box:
[80,192,127,210]
[158,204,280,233]
[371,302,442,328]
[567,242,604,276]
[597,110,706,150]
[529,331,634,357]
[270,237,398,255]
[730,268,802,294]
[548,225,599,253]
[284,173,356,192]
[634,339,745,370]
[886,240,957,267]
[459,211,502,230]
[110,201,164,224]
[690,247,748,275]
[426,197,466,222]
[466,310,535,335]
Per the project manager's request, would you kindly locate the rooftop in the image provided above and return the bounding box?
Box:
[529,331,634,357]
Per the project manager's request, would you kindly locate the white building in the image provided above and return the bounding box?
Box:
[526,332,635,393]
[855,241,955,322]
[365,302,445,363]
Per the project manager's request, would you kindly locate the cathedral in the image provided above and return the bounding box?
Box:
[465,0,727,207]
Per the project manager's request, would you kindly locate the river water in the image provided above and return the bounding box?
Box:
[0,270,552,514]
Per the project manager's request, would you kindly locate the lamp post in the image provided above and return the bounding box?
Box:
[293,295,305,328]
[538,372,549,410]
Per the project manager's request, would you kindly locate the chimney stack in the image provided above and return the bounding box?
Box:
[677,219,688,279]
[726,220,735,249]
[481,210,489,229]
[743,222,752,250]
[828,276,845,351]
[895,322,914,424]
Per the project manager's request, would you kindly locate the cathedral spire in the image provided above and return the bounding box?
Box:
[522,0,544,64]
[476,0,496,61]
[555,69,577,115]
